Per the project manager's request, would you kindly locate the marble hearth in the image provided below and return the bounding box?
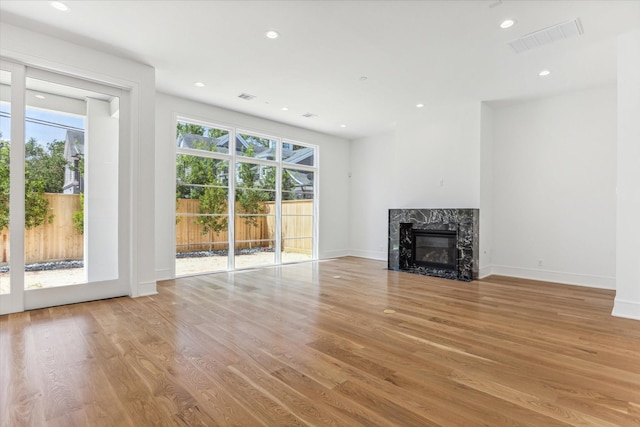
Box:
[388,209,479,281]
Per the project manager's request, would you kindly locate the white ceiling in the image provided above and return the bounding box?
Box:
[1,0,639,139]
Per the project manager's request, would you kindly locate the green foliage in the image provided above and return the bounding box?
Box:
[25,138,68,193]
[0,140,10,230]
[0,136,65,230]
[24,168,54,228]
[196,186,228,235]
[72,193,84,234]
[177,122,227,139]
[70,155,85,234]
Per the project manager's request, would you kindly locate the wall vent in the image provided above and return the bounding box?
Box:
[238,93,256,100]
[302,112,318,118]
[509,18,583,53]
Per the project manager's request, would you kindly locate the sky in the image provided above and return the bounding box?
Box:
[0,103,85,145]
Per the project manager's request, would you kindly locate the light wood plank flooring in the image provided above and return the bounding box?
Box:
[1,257,639,426]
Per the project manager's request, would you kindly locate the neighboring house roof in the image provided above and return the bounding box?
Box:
[176,133,219,150]
[288,170,313,186]
[65,129,84,158]
[283,147,314,167]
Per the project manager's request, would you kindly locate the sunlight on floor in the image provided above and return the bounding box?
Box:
[0,252,312,293]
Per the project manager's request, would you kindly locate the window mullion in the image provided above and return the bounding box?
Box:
[228,128,236,271]
[274,138,282,264]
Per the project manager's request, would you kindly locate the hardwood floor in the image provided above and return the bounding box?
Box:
[1,257,639,426]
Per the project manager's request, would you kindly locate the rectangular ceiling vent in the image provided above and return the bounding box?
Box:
[302,112,318,118]
[509,18,583,53]
[238,93,256,100]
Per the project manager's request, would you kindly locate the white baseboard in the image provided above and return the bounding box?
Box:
[489,265,615,290]
[612,298,640,320]
[319,249,350,259]
[134,280,158,297]
[348,249,387,261]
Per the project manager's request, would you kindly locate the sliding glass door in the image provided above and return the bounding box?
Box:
[0,60,130,314]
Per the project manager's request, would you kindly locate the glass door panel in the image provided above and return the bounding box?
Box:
[281,168,314,263]
[175,155,230,275]
[234,162,275,268]
[24,77,119,289]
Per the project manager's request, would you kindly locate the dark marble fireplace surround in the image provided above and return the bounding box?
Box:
[388,209,479,282]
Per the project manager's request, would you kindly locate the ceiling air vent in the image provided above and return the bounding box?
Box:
[238,93,256,100]
[508,18,583,53]
[302,112,318,118]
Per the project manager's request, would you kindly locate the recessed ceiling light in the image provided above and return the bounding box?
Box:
[539,69,551,77]
[194,82,205,87]
[35,94,46,99]
[340,124,346,128]
[281,107,289,111]
[416,103,425,108]
[50,1,69,11]
[265,30,279,39]
[500,19,515,29]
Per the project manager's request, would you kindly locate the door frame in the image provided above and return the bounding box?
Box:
[0,60,132,314]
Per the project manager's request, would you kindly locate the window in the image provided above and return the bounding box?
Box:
[175,119,317,275]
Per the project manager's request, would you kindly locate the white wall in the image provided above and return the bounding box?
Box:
[155,93,350,280]
[348,130,396,260]
[491,86,617,289]
[393,103,482,208]
[348,102,482,260]
[0,23,156,299]
[613,29,640,319]
[479,103,494,277]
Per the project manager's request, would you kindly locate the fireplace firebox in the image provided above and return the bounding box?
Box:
[411,229,458,270]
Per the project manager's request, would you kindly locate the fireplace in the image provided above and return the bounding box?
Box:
[412,229,458,270]
[388,209,479,282]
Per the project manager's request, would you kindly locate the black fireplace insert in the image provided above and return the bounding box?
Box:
[411,229,458,270]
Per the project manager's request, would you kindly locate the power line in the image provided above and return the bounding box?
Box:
[0,111,84,132]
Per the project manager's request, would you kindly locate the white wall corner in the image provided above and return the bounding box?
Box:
[478,266,493,279]
[612,298,640,320]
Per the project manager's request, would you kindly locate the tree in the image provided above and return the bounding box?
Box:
[236,145,265,248]
[25,138,67,193]
[0,136,63,230]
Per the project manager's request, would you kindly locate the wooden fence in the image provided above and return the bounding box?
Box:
[265,200,313,254]
[177,199,313,255]
[1,193,83,264]
[0,196,313,264]
[176,199,271,252]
